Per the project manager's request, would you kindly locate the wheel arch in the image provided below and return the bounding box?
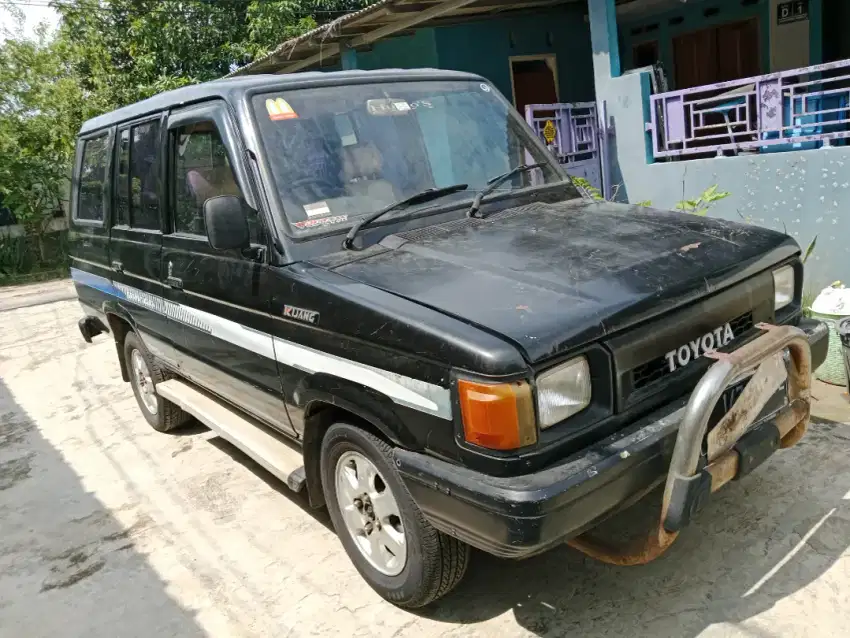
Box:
[300,388,407,510]
[105,311,134,382]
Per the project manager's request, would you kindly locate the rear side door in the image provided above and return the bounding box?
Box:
[110,114,178,366]
[161,102,294,435]
[69,130,114,313]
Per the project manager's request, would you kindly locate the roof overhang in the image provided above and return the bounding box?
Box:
[228,0,580,76]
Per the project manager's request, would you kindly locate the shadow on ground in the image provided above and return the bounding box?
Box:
[421,416,850,636]
[0,376,207,637]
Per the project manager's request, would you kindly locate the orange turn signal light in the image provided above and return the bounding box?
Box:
[457,379,537,450]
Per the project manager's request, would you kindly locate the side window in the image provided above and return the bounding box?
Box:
[76,135,109,222]
[115,128,130,226]
[129,120,162,230]
[172,121,261,243]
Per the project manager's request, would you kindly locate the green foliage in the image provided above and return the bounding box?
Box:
[803,234,818,264]
[0,0,370,282]
[0,232,70,282]
[53,0,371,109]
[570,176,604,201]
[571,176,723,214]
[673,184,730,216]
[0,25,82,271]
[802,289,816,318]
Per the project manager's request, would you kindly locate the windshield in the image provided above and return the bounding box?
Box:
[252,80,571,236]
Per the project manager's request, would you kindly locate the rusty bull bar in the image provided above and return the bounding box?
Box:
[567,323,812,566]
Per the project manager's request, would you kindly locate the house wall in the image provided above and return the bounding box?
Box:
[432,5,595,103]
[362,5,595,104]
[595,67,848,292]
[770,0,813,71]
[619,0,824,82]
[356,29,440,70]
[590,0,846,291]
[620,0,772,79]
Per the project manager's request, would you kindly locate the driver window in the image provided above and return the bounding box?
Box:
[172,122,261,242]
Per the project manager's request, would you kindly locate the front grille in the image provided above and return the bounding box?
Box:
[631,311,754,391]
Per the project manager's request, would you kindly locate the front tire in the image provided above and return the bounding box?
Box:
[321,423,469,608]
[124,331,190,433]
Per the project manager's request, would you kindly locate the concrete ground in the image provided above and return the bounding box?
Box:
[0,277,75,312]
[1,296,849,638]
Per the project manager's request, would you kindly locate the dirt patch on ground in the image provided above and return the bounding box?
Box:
[0,454,34,490]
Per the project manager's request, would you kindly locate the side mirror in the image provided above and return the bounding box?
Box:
[203,195,250,251]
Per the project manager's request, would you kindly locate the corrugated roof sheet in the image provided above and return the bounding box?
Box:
[228,0,399,77]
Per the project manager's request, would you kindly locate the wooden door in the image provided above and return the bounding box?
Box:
[673,28,718,89]
[717,18,760,81]
[511,58,558,116]
[673,18,760,89]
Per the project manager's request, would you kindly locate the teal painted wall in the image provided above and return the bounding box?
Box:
[588,0,843,290]
[620,0,772,79]
[357,29,440,70]
[359,6,594,104]
[433,5,595,103]
[620,0,825,81]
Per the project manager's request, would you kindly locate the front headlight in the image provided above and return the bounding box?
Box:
[773,265,795,310]
[536,356,591,429]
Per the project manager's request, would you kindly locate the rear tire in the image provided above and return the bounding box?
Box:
[321,422,469,608]
[124,331,190,433]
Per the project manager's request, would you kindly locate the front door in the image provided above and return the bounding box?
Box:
[161,102,294,436]
[511,56,559,117]
[673,18,760,89]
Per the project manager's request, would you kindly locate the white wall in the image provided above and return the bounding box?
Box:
[770,0,810,71]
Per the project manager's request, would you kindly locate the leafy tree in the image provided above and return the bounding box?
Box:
[54,0,373,109]
[0,24,85,262]
[0,0,370,275]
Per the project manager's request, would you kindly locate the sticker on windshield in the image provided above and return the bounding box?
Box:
[304,201,331,218]
[266,98,298,120]
[367,98,413,116]
[480,83,491,92]
[293,214,348,230]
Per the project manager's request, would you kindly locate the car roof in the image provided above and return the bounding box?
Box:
[79,68,484,135]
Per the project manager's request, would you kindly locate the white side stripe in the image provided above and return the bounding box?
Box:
[81,275,451,420]
[192,306,277,361]
[272,337,451,418]
[116,283,213,334]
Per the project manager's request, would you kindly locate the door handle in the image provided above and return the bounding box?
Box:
[165,260,182,289]
[112,260,123,273]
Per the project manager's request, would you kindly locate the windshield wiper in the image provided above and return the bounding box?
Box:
[467,162,546,219]
[342,183,468,250]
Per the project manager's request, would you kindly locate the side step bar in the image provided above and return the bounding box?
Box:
[156,379,306,492]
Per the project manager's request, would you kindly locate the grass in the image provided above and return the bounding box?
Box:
[0,266,68,287]
[802,290,817,318]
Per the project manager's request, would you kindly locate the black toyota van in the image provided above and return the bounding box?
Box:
[70,69,828,607]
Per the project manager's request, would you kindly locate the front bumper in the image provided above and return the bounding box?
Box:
[395,318,829,560]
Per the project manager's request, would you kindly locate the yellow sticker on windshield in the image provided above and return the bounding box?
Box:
[266,98,298,120]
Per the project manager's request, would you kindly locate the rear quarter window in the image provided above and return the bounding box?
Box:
[75,135,110,223]
[129,120,161,230]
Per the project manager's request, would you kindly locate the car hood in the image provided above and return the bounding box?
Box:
[317,199,799,363]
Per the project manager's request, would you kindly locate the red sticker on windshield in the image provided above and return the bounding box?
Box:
[293,215,348,230]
